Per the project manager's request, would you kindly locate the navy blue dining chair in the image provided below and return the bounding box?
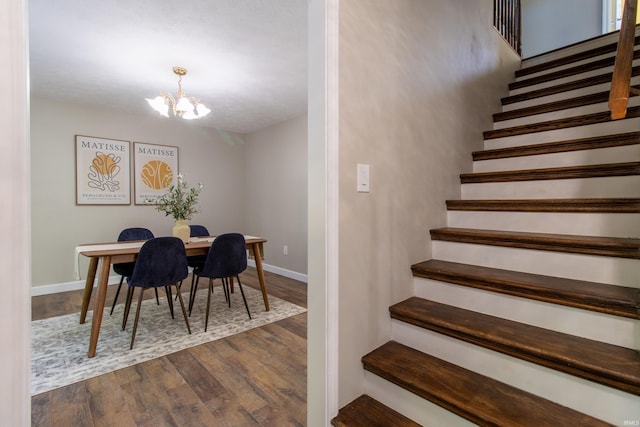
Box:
[111,227,155,315]
[121,236,191,349]
[194,233,251,331]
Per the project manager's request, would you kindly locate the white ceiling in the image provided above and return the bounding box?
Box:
[29,0,308,134]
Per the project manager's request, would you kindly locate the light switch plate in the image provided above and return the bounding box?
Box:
[357,163,370,193]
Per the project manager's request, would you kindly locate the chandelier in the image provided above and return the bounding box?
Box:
[146,67,211,120]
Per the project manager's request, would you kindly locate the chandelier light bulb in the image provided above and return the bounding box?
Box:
[146,67,210,120]
[196,103,211,116]
[146,96,170,117]
[181,109,198,120]
[175,96,193,112]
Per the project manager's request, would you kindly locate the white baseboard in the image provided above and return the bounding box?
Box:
[247,259,308,283]
[31,262,307,296]
[31,275,123,296]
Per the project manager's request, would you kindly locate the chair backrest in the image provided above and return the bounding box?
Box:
[128,237,188,288]
[199,233,247,279]
[118,227,154,242]
[114,227,155,276]
[189,225,210,238]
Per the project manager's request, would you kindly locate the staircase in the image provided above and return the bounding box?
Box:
[332,30,640,426]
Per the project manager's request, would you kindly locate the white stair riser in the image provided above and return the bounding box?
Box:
[392,321,640,425]
[520,30,638,68]
[509,58,640,96]
[461,176,640,199]
[363,373,474,427]
[503,76,640,112]
[515,52,617,82]
[484,118,640,150]
[447,211,640,238]
[509,66,616,96]
[494,99,640,130]
[495,103,608,130]
[473,145,640,173]
[431,241,640,287]
[413,277,638,348]
[502,82,609,112]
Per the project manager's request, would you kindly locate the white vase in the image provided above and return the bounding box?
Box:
[172,219,190,243]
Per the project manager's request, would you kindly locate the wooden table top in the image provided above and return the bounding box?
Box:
[77,235,266,258]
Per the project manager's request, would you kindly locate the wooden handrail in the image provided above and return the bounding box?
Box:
[609,0,638,120]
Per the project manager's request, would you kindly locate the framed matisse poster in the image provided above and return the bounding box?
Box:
[133,142,179,205]
[75,135,131,205]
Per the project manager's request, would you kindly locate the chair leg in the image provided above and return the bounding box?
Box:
[110,275,125,315]
[188,274,200,316]
[122,286,135,330]
[165,286,175,319]
[174,279,184,301]
[235,275,252,319]
[205,278,214,332]
[155,288,160,305]
[188,272,196,308]
[221,277,230,306]
[130,287,145,349]
[174,283,191,335]
[187,274,194,313]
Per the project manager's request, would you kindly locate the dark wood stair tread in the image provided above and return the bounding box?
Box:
[509,49,640,91]
[493,86,640,122]
[430,227,640,259]
[502,65,640,106]
[460,162,640,183]
[484,106,640,140]
[473,131,640,161]
[363,341,613,426]
[515,35,640,78]
[411,259,640,319]
[390,298,640,396]
[331,394,421,427]
[446,198,640,213]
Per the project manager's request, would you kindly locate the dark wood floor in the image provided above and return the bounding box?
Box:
[31,268,307,426]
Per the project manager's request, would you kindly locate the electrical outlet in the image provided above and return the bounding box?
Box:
[283,245,288,255]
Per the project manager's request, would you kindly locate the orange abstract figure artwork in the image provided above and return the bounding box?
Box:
[88,152,121,192]
[141,160,174,190]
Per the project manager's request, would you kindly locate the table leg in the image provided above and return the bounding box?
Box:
[79,257,98,324]
[88,255,111,358]
[251,242,270,311]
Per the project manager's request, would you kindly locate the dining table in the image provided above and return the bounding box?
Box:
[76,235,268,358]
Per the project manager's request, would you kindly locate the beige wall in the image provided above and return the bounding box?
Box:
[521,0,602,58]
[336,0,520,408]
[244,114,308,275]
[31,97,309,287]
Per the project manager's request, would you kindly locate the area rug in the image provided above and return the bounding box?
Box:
[31,286,306,395]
